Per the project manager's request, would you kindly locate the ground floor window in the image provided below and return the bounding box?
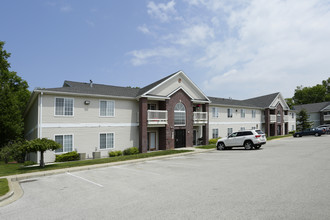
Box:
[100,133,114,149]
[227,128,233,136]
[240,127,245,131]
[212,129,219,139]
[292,125,295,131]
[55,135,73,153]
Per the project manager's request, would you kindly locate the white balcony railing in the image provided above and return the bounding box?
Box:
[324,115,330,121]
[147,110,168,125]
[193,112,208,124]
[270,115,276,123]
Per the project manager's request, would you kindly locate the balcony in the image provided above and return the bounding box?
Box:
[193,112,208,124]
[324,115,330,122]
[284,115,289,122]
[270,115,276,123]
[148,110,168,125]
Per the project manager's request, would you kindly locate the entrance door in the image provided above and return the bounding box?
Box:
[175,129,186,148]
[277,125,281,135]
[148,132,156,151]
[193,130,197,146]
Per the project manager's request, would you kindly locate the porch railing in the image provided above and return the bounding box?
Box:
[147,110,168,125]
[270,115,276,123]
[193,112,208,124]
[324,115,330,121]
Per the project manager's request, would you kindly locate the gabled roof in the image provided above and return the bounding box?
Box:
[208,97,259,108]
[137,72,177,96]
[293,101,330,113]
[243,92,280,108]
[40,80,140,98]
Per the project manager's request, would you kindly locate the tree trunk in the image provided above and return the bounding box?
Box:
[40,151,45,168]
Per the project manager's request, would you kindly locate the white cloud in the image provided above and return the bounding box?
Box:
[60,5,72,12]
[147,0,176,22]
[129,47,180,66]
[137,24,151,35]
[173,24,215,46]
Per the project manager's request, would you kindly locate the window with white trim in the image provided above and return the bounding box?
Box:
[212,129,219,139]
[227,128,233,136]
[174,102,186,126]
[100,133,114,149]
[240,127,245,131]
[252,110,256,118]
[212,107,219,118]
[55,98,73,116]
[100,100,115,117]
[241,109,245,118]
[227,108,233,118]
[55,135,73,153]
[251,126,256,130]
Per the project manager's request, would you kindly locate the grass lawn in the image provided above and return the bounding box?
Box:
[0,178,9,196]
[267,134,292,141]
[0,150,192,178]
[195,144,216,149]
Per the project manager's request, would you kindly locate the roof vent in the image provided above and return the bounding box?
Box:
[89,80,93,88]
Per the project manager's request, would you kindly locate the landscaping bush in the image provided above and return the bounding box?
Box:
[209,137,221,145]
[289,130,296,134]
[55,151,80,162]
[109,150,123,157]
[24,161,36,166]
[123,147,139,155]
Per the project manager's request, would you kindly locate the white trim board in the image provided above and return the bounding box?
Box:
[42,123,139,128]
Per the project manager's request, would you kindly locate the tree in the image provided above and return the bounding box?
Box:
[25,138,62,167]
[285,98,294,109]
[296,109,313,131]
[0,41,30,148]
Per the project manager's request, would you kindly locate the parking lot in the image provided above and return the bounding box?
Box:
[1,135,330,220]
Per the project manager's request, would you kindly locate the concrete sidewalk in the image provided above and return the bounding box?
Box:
[0,147,215,207]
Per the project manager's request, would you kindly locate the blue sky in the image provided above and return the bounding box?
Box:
[1,0,330,99]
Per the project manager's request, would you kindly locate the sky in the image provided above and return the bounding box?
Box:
[1,0,330,100]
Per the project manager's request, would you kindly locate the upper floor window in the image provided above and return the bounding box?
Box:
[212,107,219,118]
[148,104,156,110]
[100,100,115,117]
[241,109,245,118]
[55,98,73,116]
[174,102,186,126]
[227,108,233,118]
[252,110,256,118]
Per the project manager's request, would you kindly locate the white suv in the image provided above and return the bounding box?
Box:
[216,130,266,150]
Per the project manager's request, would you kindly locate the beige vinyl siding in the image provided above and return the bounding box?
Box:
[209,105,263,138]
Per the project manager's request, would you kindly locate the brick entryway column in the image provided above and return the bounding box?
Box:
[202,103,209,145]
[139,97,148,153]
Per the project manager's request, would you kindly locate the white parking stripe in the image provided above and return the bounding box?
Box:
[66,172,104,187]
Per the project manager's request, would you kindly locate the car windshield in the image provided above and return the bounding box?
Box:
[255,130,264,134]
[229,133,238,138]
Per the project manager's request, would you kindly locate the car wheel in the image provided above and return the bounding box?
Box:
[244,141,253,150]
[217,142,225,150]
[315,133,319,137]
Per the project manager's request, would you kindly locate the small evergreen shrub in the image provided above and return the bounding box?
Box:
[24,161,36,166]
[123,147,139,155]
[289,130,296,134]
[55,151,80,162]
[109,150,123,157]
[209,137,221,145]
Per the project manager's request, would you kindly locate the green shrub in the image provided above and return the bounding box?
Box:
[24,161,36,166]
[289,130,296,134]
[209,137,221,145]
[123,147,139,155]
[55,151,80,162]
[0,146,13,164]
[109,150,123,157]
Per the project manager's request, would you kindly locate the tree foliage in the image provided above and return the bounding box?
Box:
[0,41,30,148]
[292,77,330,105]
[25,138,62,167]
[296,109,313,131]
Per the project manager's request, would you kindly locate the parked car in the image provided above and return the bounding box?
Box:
[316,125,330,134]
[216,130,266,150]
[293,128,325,137]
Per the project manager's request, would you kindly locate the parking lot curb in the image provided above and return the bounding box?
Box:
[0,147,215,207]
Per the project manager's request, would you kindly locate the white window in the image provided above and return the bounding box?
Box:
[174,103,186,126]
[212,129,219,139]
[292,112,295,119]
[227,128,233,136]
[252,110,256,118]
[240,127,245,131]
[212,107,219,118]
[55,98,73,116]
[100,100,115,117]
[251,126,256,130]
[292,125,295,131]
[100,133,114,149]
[241,109,245,118]
[227,108,233,118]
[55,135,73,153]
